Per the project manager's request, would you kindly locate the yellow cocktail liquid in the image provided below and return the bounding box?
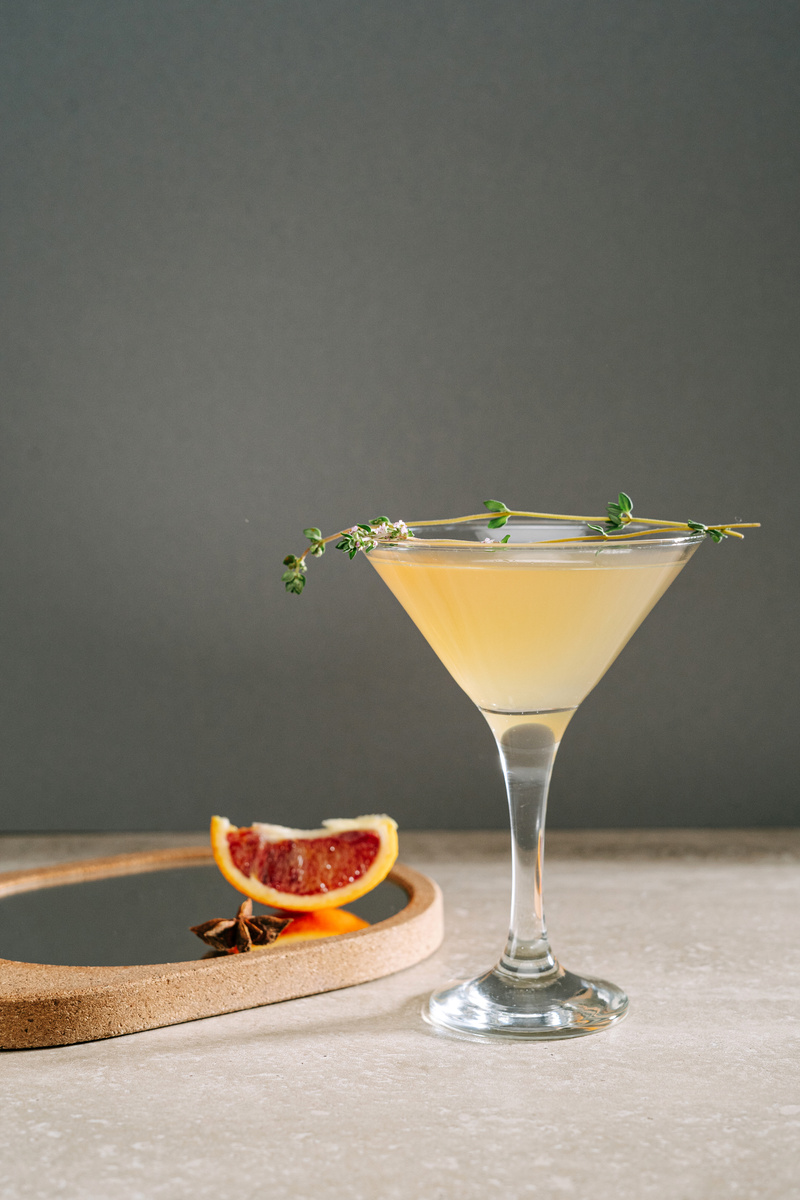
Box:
[369,548,688,714]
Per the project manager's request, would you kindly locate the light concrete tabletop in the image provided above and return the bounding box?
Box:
[1,830,799,1200]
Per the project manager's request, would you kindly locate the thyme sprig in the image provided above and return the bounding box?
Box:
[282,518,413,593]
[282,495,759,593]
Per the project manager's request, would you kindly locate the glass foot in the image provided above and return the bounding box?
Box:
[426,963,629,1041]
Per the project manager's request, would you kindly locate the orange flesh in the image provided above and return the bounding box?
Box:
[226,829,381,896]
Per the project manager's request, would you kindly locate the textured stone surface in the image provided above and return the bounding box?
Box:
[2,832,799,1199]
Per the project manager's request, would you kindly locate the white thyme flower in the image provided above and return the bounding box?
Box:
[372,519,412,542]
[344,526,378,551]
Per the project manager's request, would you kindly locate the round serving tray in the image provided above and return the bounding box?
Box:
[0,847,443,1050]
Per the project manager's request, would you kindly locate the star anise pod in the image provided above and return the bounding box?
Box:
[190,899,292,954]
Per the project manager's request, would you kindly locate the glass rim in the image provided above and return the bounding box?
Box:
[372,517,707,552]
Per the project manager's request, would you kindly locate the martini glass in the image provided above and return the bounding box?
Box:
[368,517,703,1040]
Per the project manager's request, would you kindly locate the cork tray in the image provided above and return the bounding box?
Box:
[0,847,443,1050]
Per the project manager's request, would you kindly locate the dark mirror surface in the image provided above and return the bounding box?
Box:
[0,865,408,967]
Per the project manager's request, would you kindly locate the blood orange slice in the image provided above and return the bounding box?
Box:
[210,814,399,911]
[277,909,369,943]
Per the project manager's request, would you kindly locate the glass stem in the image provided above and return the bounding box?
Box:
[482,710,575,982]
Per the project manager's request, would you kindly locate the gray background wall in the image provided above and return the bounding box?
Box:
[2,1,797,831]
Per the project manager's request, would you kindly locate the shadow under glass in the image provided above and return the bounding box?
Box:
[0,866,408,967]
